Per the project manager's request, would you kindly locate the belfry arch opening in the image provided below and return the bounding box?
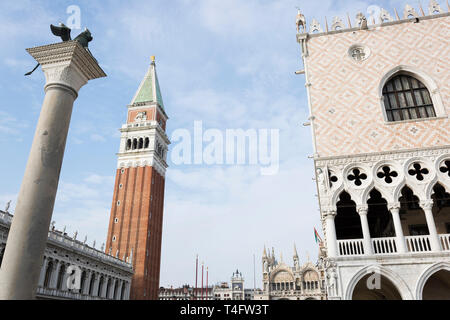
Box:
[352,273,402,300]
[422,269,450,300]
[335,191,363,240]
[367,189,395,238]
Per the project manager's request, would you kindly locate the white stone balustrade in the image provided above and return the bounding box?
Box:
[439,234,450,251]
[338,239,364,256]
[405,235,432,253]
[372,237,397,254]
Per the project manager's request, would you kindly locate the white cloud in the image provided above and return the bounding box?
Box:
[90,134,107,142]
[84,174,115,185]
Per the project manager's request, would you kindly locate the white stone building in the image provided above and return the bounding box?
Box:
[254,246,327,300]
[213,270,254,300]
[0,210,133,300]
[296,3,450,300]
[159,285,214,300]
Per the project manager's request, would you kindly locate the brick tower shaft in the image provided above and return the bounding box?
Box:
[106,58,170,300]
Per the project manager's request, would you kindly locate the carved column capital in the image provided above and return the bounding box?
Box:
[357,205,369,215]
[420,199,434,211]
[323,210,337,218]
[388,202,401,212]
[26,41,106,96]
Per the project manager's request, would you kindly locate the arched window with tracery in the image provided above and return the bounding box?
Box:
[383,74,436,122]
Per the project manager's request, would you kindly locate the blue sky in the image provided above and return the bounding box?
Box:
[0,0,419,288]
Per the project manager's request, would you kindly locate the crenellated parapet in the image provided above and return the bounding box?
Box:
[296,1,450,40]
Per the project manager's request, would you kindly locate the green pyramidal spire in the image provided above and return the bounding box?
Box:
[131,57,165,110]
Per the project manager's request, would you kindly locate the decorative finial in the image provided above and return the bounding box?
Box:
[394,8,401,20]
[419,1,426,16]
[347,13,352,28]
[310,19,323,33]
[62,226,66,234]
[73,231,78,240]
[151,56,156,63]
[83,236,87,244]
[331,16,345,30]
[93,240,96,248]
[296,8,307,33]
[356,12,368,29]
[404,4,419,19]
[429,0,444,14]
[380,8,394,22]
[101,243,105,251]
[4,200,11,213]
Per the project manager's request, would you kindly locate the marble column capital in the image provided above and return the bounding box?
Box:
[420,199,434,211]
[26,41,106,96]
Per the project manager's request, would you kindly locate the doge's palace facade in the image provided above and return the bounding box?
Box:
[297,2,450,300]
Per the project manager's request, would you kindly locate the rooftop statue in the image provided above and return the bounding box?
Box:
[25,23,94,76]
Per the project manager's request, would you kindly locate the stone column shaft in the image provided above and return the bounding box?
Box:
[358,206,373,255]
[37,257,48,288]
[0,41,105,300]
[83,271,92,296]
[420,200,441,252]
[324,211,338,258]
[50,261,62,289]
[389,203,406,253]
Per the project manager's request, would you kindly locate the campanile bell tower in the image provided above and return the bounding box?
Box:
[106,57,170,300]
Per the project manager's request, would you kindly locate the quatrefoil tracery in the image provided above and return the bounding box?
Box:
[408,163,429,181]
[329,171,338,187]
[440,160,450,178]
[347,168,367,186]
[377,166,398,184]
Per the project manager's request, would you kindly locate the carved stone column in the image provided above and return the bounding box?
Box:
[116,280,124,300]
[49,260,62,289]
[37,257,48,288]
[420,200,441,252]
[83,271,92,296]
[0,41,106,300]
[324,210,338,258]
[388,203,406,253]
[92,274,101,298]
[357,205,373,255]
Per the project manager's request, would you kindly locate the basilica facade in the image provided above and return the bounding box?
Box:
[296,2,450,300]
[254,246,327,300]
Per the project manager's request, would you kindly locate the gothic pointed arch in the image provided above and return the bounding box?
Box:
[430,183,450,238]
[335,191,363,240]
[367,189,396,238]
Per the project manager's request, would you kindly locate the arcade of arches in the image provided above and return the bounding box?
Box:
[334,183,450,253]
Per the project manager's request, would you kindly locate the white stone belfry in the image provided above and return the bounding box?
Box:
[0,41,105,300]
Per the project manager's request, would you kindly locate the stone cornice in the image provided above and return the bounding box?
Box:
[26,41,106,81]
[297,12,450,42]
[315,146,450,167]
